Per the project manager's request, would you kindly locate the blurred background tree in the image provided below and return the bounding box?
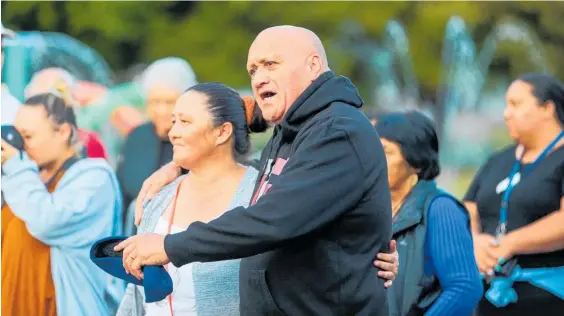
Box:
[3,1,563,197]
[2,1,563,97]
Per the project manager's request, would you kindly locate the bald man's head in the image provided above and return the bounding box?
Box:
[247,25,330,124]
[255,26,330,70]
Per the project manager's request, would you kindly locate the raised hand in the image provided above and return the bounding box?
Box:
[135,162,182,226]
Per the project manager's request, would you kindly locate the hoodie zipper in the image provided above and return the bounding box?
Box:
[253,127,283,202]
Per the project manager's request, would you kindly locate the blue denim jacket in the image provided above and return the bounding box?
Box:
[2,155,124,316]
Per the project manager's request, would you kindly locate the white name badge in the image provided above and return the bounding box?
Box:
[495,172,521,195]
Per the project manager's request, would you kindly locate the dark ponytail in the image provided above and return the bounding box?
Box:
[186,82,268,162]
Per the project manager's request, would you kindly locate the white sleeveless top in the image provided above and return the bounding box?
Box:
[145,217,197,316]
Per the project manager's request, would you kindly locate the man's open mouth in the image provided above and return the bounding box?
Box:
[260,91,277,100]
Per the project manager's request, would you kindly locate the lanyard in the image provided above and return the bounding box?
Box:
[162,178,186,316]
[496,131,564,239]
[44,157,79,187]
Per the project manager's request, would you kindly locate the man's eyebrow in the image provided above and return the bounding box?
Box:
[248,55,282,69]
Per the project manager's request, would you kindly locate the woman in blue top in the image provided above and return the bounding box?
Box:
[374,111,483,316]
[1,92,123,315]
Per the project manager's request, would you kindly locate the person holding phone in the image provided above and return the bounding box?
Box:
[1,93,123,315]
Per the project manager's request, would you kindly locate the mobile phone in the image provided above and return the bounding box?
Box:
[1,125,24,151]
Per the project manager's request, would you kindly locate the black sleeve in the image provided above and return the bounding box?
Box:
[463,158,492,202]
[164,127,365,266]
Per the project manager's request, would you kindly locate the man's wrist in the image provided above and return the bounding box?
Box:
[164,233,190,267]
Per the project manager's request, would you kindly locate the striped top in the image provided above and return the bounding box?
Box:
[424,197,483,315]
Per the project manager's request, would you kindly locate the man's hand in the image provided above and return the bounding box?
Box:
[373,240,399,288]
[1,139,18,165]
[114,233,170,280]
[473,233,498,277]
[135,162,182,226]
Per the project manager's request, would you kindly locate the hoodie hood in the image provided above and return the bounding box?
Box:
[279,71,363,140]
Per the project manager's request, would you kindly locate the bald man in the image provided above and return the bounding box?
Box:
[119,26,394,315]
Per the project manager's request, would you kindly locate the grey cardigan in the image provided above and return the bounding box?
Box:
[116,167,258,316]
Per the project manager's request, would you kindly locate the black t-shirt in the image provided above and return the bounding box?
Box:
[464,144,564,268]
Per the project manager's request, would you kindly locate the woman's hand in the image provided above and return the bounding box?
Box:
[486,236,516,271]
[373,240,399,288]
[473,233,498,277]
[134,162,182,226]
[1,139,18,165]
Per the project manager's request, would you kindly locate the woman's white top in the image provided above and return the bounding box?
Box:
[145,217,197,316]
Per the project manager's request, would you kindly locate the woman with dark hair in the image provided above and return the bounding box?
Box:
[375,111,482,316]
[1,93,123,315]
[117,57,198,236]
[117,82,268,316]
[464,73,564,316]
[117,81,398,316]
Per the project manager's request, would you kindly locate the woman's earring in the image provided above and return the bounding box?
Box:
[410,174,419,187]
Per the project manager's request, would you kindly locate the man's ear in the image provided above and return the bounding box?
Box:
[307,54,323,81]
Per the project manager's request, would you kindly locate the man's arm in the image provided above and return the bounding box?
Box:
[134,161,182,226]
[164,127,367,266]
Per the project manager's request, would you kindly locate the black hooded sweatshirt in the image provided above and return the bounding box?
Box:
[165,71,392,316]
